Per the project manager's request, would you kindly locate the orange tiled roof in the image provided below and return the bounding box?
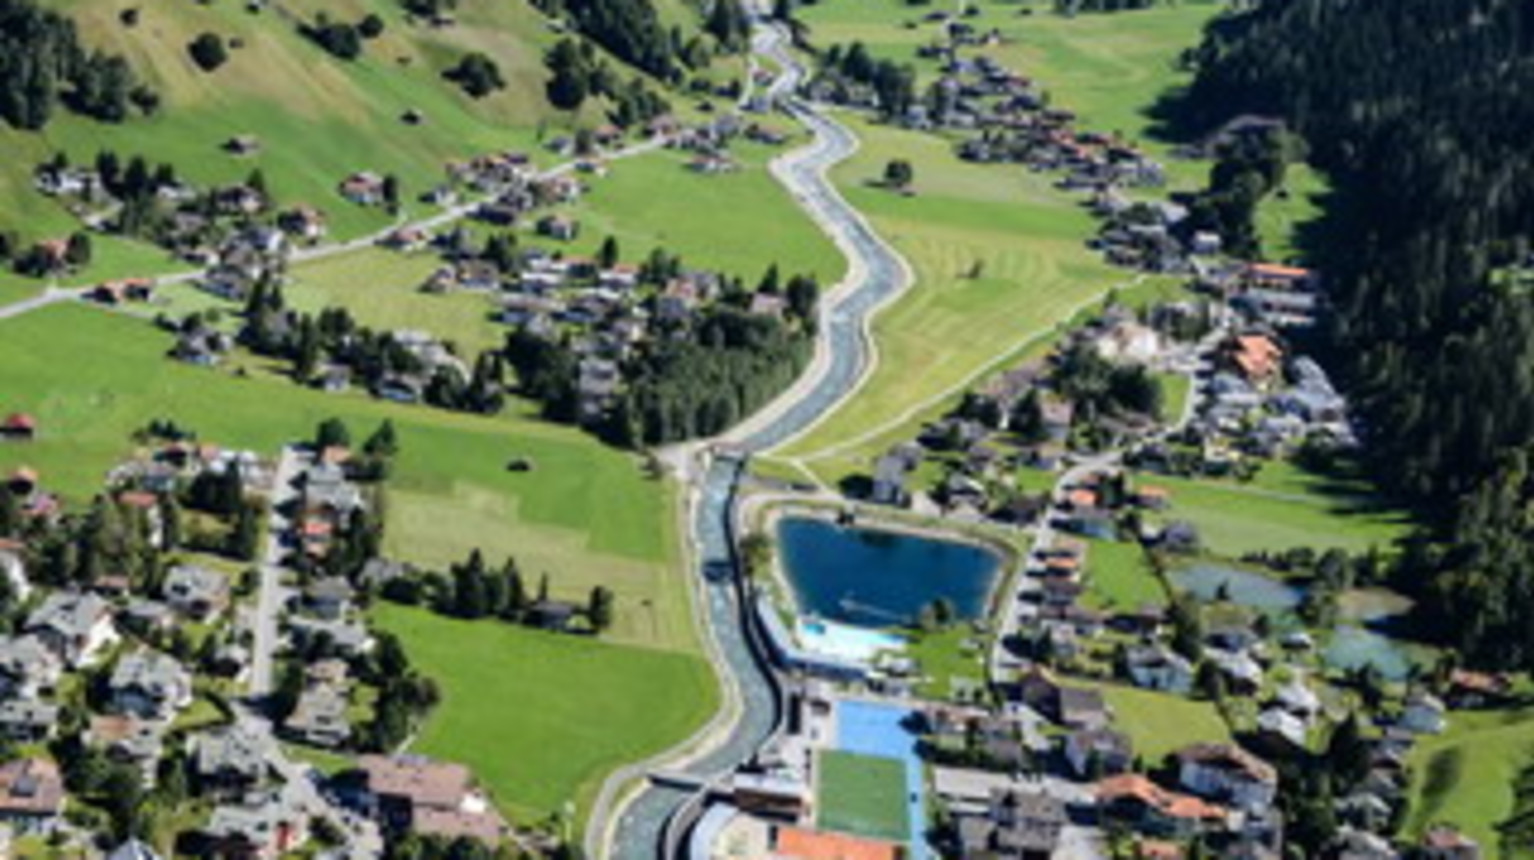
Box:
[775,827,901,860]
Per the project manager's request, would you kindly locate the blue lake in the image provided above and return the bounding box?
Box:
[1170,564,1302,612]
[775,517,1001,628]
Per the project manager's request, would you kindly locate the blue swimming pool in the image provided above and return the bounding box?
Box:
[777,517,1001,628]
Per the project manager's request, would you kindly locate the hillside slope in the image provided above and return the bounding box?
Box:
[0,0,733,265]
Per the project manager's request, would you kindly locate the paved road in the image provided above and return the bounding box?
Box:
[250,445,305,698]
[598,18,918,860]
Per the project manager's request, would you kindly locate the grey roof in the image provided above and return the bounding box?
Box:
[194,722,274,780]
[26,591,111,640]
[164,565,229,607]
[110,650,190,700]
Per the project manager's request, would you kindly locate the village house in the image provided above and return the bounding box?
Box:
[1064,727,1133,779]
[0,413,36,443]
[89,714,168,785]
[354,754,507,846]
[1174,743,1278,812]
[202,785,311,859]
[300,577,356,620]
[194,722,276,798]
[0,698,58,742]
[1400,691,1448,735]
[0,541,29,600]
[163,564,230,620]
[0,757,65,836]
[339,171,387,206]
[277,205,327,242]
[536,214,580,241]
[0,635,62,700]
[1419,825,1481,860]
[956,788,1067,860]
[1097,773,1227,839]
[283,682,351,748]
[108,649,194,721]
[1124,644,1194,695]
[24,591,117,667]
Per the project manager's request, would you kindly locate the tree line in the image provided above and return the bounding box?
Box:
[0,0,157,129]
[1171,0,1534,669]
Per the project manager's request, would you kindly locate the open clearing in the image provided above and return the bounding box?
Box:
[374,604,719,823]
[1407,706,1534,854]
[816,749,909,841]
[776,116,1118,468]
[1097,683,1231,762]
[0,304,696,650]
[1146,469,1410,557]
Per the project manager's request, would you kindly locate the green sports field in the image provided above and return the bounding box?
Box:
[374,604,720,824]
[816,749,909,841]
[0,303,696,650]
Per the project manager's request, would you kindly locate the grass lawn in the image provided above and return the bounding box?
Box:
[1084,539,1165,611]
[282,248,507,357]
[560,142,846,286]
[816,749,909,841]
[373,604,719,824]
[1407,706,1534,853]
[1147,470,1411,557]
[1254,162,1329,264]
[907,625,988,700]
[1156,371,1192,425]
[1096,683,1230,762]
[0,304,696,650]
[777,116,1121,465]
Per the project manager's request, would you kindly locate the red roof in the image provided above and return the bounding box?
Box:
[775,827,901,860]
[1,413,36,432]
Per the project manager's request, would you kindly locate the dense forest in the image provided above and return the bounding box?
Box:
[1175,0,1534,668]
[0,0,156,128]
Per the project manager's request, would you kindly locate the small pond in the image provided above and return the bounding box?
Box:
[1170,564,1302,612]
[775,517,1001,628]
[1324,625,1414,682]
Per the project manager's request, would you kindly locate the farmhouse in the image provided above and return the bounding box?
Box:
[107,649,194,721]
[1174,743,1278,811]
[163,564,230,620]
[355,754,507,845]
[24,591,117,667]
[0,758,65,836]
[0,413,35,442]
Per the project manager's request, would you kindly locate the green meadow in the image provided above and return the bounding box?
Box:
[1408,706,1534,856]
[374,604,719,824]
[1097,683,1231,762]
[0,303,697,651]
[776,116,1119,466]
[1146,467,1411,557]
[816,750,909,841]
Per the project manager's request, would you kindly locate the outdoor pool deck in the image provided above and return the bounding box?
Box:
[798,618,907,664]
[831,699,929,860]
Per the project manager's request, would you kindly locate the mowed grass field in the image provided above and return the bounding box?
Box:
[1146,467,1411,557]
[559,141,847,286]
[816,750,909,841]
[374,605,718,823]
[1084,539,1166,611]
[776,116,1120,468]
[0,304,697,650]
[1407,706,1534,855]
[1097,683,1231,762]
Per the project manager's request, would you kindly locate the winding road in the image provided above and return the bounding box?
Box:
[596,19,917,860]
